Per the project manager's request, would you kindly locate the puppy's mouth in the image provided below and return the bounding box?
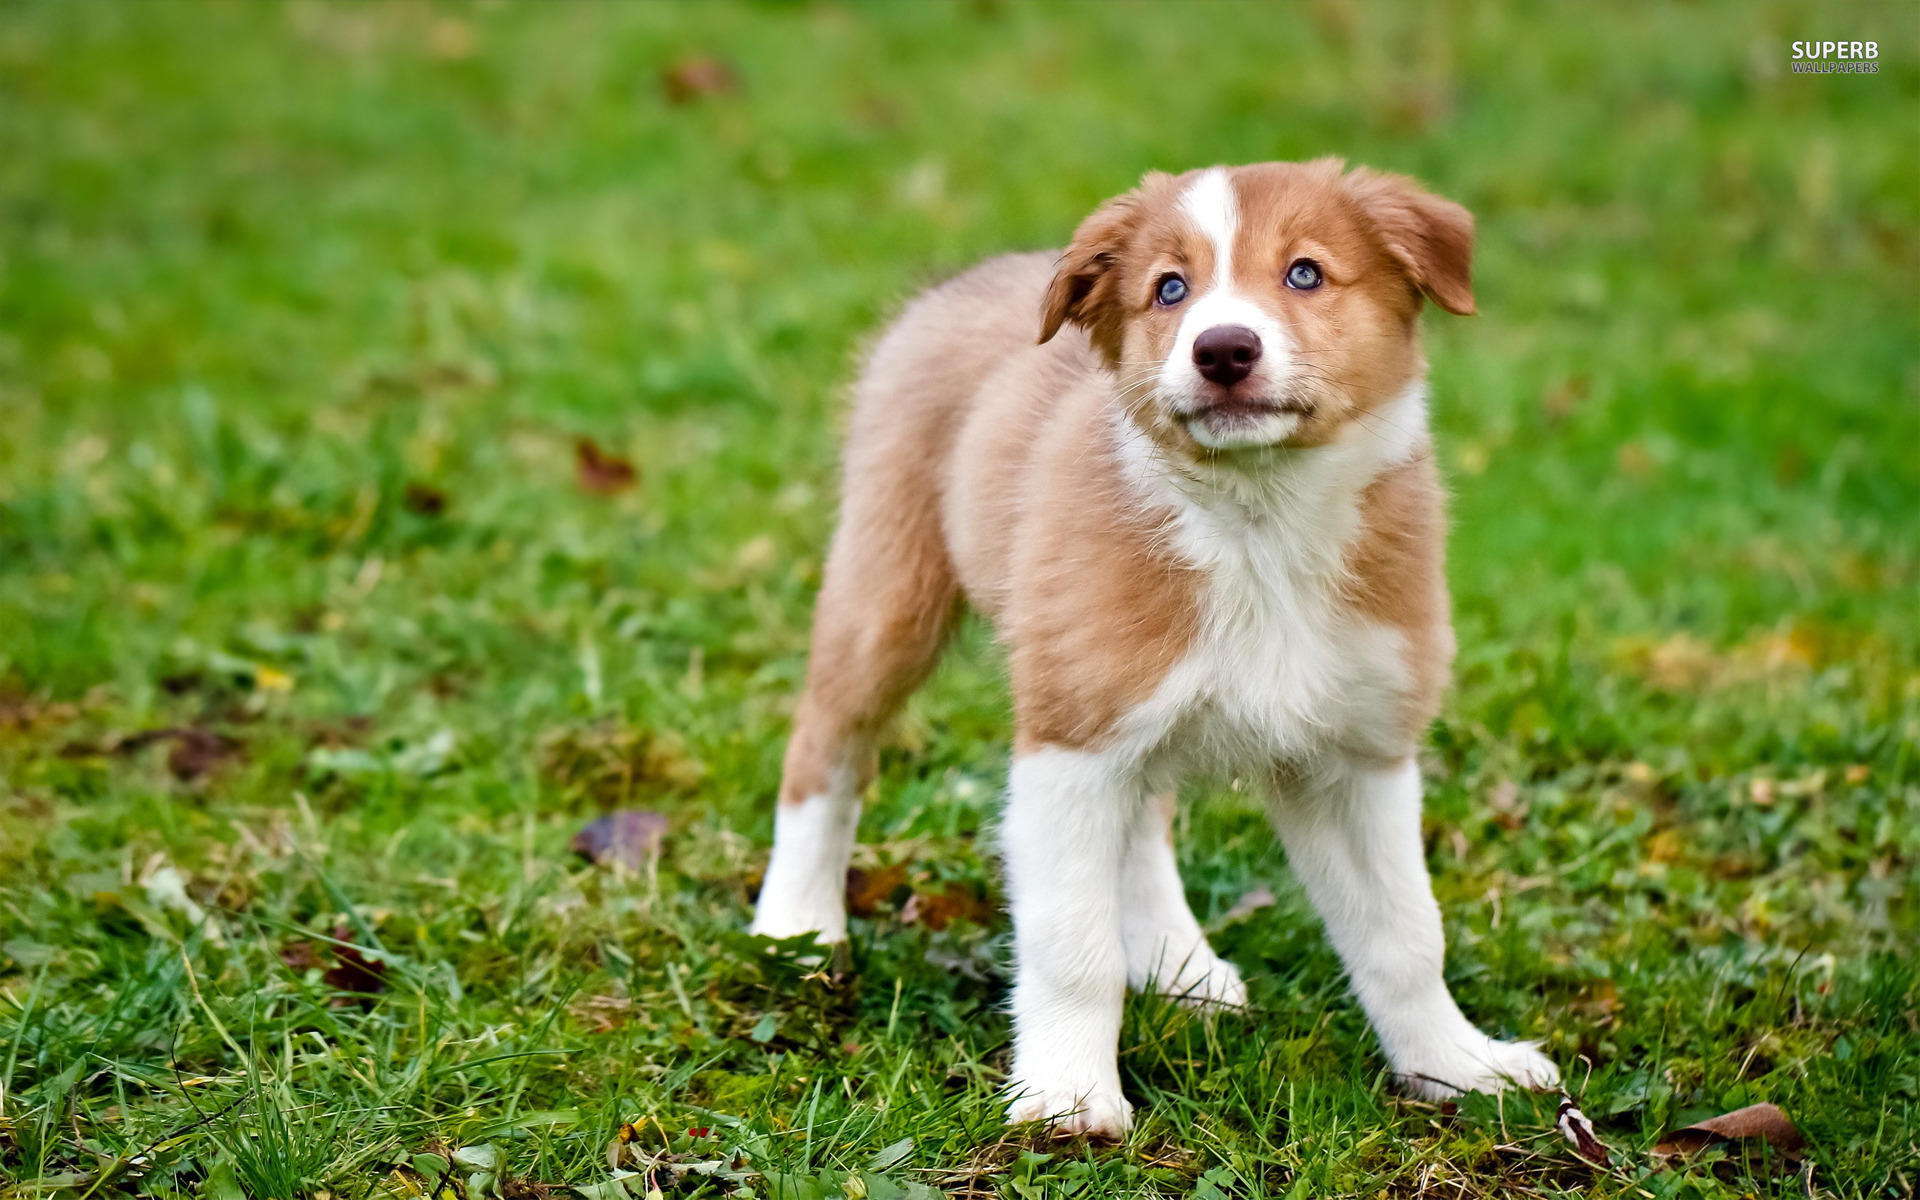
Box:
[1176,395,1313,426]
[1170,395,1316,450]
[1179,397,1308,421]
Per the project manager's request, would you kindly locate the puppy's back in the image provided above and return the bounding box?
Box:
[842,252,1058,483]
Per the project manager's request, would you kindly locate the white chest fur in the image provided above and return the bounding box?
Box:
[1112,384,1430,778]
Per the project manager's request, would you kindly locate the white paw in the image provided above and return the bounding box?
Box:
[1139,951,1248,1011]
[748,898,846,945]
[1393,1033,1559,1099]
[1005,1082,1134,1140]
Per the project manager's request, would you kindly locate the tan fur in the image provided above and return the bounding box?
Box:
[1344,455,1456,745]
[778,160,1472,800]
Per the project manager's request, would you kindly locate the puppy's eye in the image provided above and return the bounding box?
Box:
[1155,275,1188,306]
[1285,260,1324,290]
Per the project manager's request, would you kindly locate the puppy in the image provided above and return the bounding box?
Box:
[751,159,1558,1137]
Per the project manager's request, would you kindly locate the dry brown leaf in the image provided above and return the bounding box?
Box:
[1556,1097,1611,1167]
[571,810,669,871]
[165,729,243,782]
[67,726,245,781]
[403,482,448,516]
[901,883,993,931]
[844,863,911,917]
[281,929,388,1003]
[323,926,389,998]
[661,55,737,104]
[1652,1102,1806,1161]
[574,437,637,495]
[279,940,324,972]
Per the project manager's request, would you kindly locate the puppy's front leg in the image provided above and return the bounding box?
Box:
[1271,758,1558,1098]
[1001,747,1139,1138]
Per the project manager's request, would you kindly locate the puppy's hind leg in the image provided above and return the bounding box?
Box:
[1119,792,1246,1009]
[750,458,959,947]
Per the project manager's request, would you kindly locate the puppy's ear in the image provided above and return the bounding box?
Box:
[1344,168,1476,316]
[1039,182,1152,352]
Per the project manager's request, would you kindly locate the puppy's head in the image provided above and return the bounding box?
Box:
[1040,159,1474,455]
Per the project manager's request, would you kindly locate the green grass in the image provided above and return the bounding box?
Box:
[2,1,1916,1197]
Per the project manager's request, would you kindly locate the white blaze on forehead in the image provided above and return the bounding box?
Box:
[1156,168,1298,449]
[1179,168,1239,289]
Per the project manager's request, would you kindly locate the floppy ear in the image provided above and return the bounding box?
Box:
[1344,168,1476,316]
[1038,183,1151,353]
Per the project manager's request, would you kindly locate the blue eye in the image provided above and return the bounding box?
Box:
[1286,260,1323,290]
[1155,275,1188,305]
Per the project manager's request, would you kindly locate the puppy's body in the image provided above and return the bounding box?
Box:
[753,161,1557,1136]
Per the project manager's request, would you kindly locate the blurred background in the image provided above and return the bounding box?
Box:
[0,2,1915,1196]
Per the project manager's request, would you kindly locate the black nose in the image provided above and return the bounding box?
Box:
[1192,325,1261,386]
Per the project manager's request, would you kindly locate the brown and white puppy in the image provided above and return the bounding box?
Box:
[751,159,1557,1137]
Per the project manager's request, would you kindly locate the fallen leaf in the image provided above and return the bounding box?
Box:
[845,863,911,917]
[322,925,389,999]
[279,940,324,972]
[900,882,992,931]
[1556,1097,1611,1167]
[571,810,669,871]
[165,728,243,782]
[403,482,448,516]
[660,55,736,104]
[575,437,637,495]
[281,929,388,1003]
[1653,1102,1805,1161]
[68,726,245,781]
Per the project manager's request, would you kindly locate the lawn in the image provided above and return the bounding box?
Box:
[1,2,1916,1197]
